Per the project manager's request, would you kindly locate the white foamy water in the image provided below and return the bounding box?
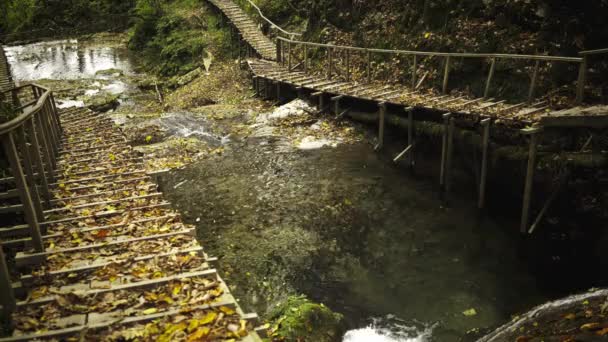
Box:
[343,317,436,342]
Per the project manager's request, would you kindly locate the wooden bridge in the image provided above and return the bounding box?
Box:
[0,47,263,341]
[207,0,608,236]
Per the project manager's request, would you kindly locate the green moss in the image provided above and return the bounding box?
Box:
[266,295,345,342]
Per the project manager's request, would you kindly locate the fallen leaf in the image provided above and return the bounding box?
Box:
[462,308,477,317]
[581,322,601,331]
[143,308,158,315]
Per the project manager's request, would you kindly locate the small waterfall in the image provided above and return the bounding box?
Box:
[343,317,436,342]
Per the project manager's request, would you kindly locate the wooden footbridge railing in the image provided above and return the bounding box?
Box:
[207,0,608,235]
[0,44,263,340]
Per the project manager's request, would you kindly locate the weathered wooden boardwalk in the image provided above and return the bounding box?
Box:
[208,0,277,60]
[207,0,608,236]
[0,45,14,92]
[0,44,262,341]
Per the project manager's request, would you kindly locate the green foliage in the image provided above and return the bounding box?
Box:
[129,0,232,77]
[2,0,37,33]
[1,0,136,37]
[266,295,345,342]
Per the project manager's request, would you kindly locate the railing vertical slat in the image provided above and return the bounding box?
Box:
[576,56,587,105]
[484,57,496,99]
[16,126,45,222]
[327,48,333,79]
[304,45,308,74]
[367,51,372,84]
[2,132,44,252]
[27,118,51,205]
[412,55,417,89]
[35,112,56,181]
[0,245,16,315]
[346,50,351,82]
[442,56,451,94]
[528,60,540,103]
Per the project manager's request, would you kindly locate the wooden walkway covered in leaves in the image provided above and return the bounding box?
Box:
[0,44,262,341]
[208,0,608,236]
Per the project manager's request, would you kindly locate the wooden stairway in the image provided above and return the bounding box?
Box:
[2,106,262,341]
[0,45,15,92]
[208,0,277,60]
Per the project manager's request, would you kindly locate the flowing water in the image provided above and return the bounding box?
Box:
[5,38,555,341]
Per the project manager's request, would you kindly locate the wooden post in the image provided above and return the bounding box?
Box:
[276,39,282,63]
[37,109,56,171]
[304,45,308,74]
[16,126,44,222]
[442,56,451,94]
[332,95,343,115]
[445,116,455,196]
[407,108,415,169]
[264,78,270,99]
[346,50,351,82]
[528,60,540,103]
[36,111,55,181]
[367,50,372,83]
[520,128,542,233]
[412,55,417,89]
[327,48,333,79]
[376,102,386,150]
[230,27,235,58]
[238,34,242,65]
[440,113,452,189]
[288,41,292,71]
[0,245,15,315]
[27,118,51,205]
[2,132,44,252]
[484,58,496,99]
[576,56,587,105]
[478,118,491,210]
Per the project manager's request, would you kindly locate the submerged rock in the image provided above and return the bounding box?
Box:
[266,295,345,342]
[86,93,120,112]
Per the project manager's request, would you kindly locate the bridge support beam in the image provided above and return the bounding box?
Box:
[375,102,387,151]
[440,113,454,200]
[331,95,344,115]
[520,127,543,233]
[478,118,492,210]
[407,107,415,170]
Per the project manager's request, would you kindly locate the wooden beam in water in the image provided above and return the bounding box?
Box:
[478,118,491,210]
[520,127,543,233]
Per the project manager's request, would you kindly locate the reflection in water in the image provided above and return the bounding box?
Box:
[5,39,133,81]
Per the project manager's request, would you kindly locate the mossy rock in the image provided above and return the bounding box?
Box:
[95,68,124,77]
[266,295,345,342]
[86,93,120,112]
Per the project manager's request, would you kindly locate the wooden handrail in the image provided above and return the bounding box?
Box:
[276,36,584,63]
[579,48,608,56]
[0,84,52,135]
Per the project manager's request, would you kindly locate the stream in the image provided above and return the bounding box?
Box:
[5,37,559,341]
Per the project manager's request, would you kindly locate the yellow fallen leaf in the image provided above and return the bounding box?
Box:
[187,327,210,342]
[563,313,576,320]
[462,308,477,317]
[172,284,182,296]
[219,306,235,315]
[581,322,601,331]
[143,308,158,315]
[200,312,217,325]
